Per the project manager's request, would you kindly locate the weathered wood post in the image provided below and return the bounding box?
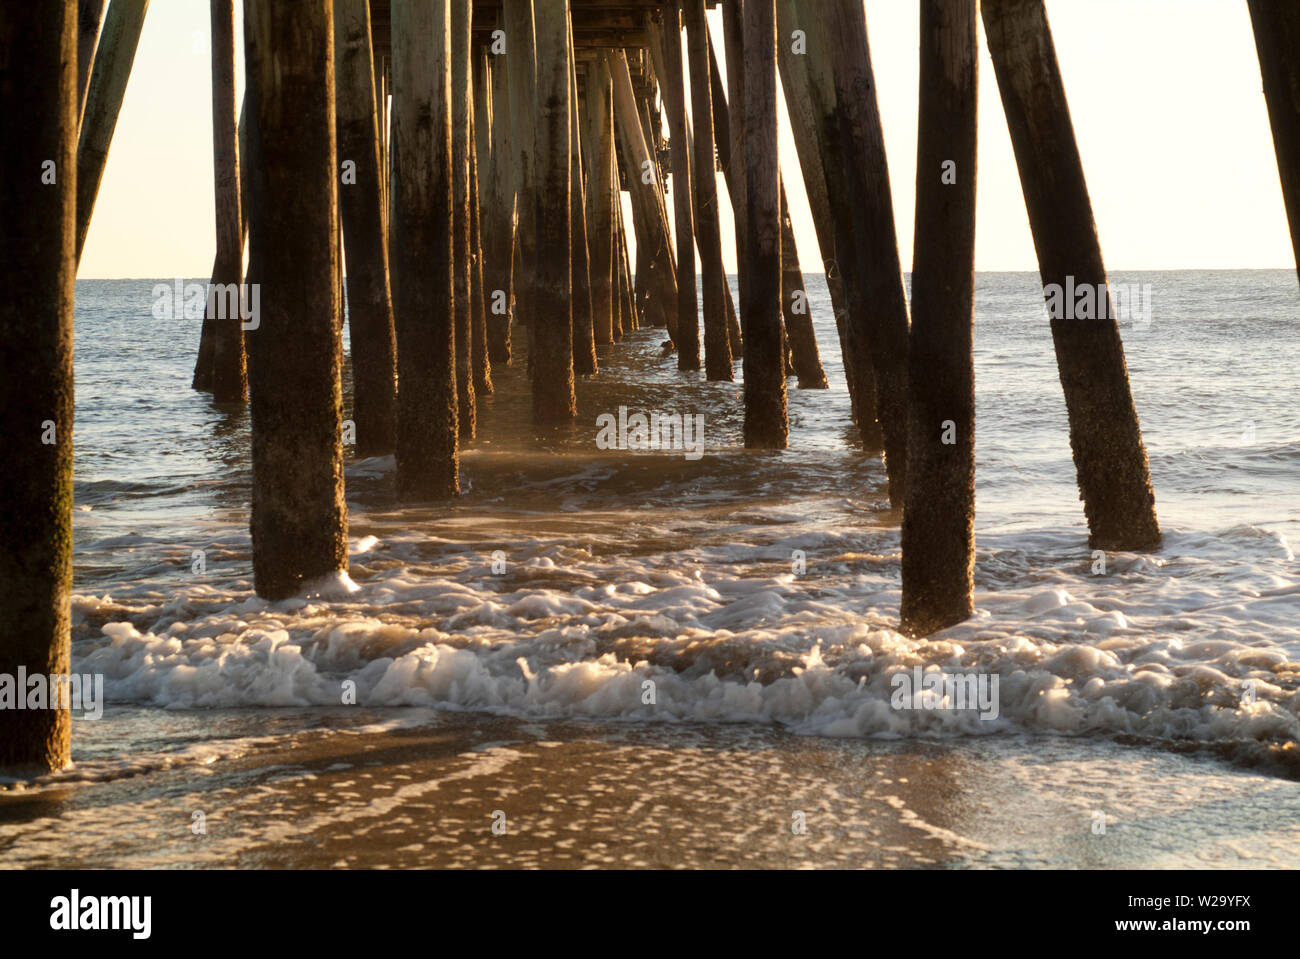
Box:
[242,0,349,599]
[642,95,681,343]
[742,0,789,448]
[656,8,701,370]
[484,47,514,363]
[778,197,827,388]
[334,0,398,456]
[76,0,105,123]
[776,0,871,430]
[1248,0,1300,285]
[378,60,389,230]
[611,49,678,335]
[983,0,1160,550]
[75,0,148,265]
[504,0,539,344]
[901,0,978,637]
[195,103,250,393]
[791,0,911,505]
[684,0,732,380]
[583,55,617,346]
[532,0,578,421]
[708,18,821,388]
[568,22,597,375]
[703,35,747,356]
[206,0,247,404]
[0,2,76,773]
[469,95,494,396]
[451,0,476,440]
[390,0,459,497]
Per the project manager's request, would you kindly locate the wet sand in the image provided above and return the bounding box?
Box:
[2,709,1298,869]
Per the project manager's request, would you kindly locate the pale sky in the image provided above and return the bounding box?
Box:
[78,0,1294,279]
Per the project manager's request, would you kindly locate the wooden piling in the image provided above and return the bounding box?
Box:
[790,0,911,505]
[568,22,597,376]
[76,0,105,124]
[583,55,617,346]
[709,19,822,389]
[645,98,681,343]
[655,9,701,370]
[338,138,371,424]
[0,1,76,773]
[334,0,398,457]
[900,0,978,637]
[741,0,789,449]
[705,34,747,357]
[242,0,349,599]
[484,47,514,364]
[504,0,539,343]
[683,0,732,380]
[390,0,459,498]
[451,0,476,440]
[75,0,148,265]
[532,0,578,422]
[611,49,678,336]
[1248,0,1300,285]
[775,0,873,430]
[203,0,247,404]
[983,0,1160,550]
[469,92,494,396]
[777,193,827,388]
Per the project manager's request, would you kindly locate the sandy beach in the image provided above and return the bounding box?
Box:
[2,708,1296,869]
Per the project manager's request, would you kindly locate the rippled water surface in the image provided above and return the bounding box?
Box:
[2,271,1298,867]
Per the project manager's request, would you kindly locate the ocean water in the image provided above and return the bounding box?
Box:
[20,270,1300,788]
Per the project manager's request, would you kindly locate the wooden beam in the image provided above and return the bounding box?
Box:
[75,0,148,265]
[242,0,350,597]
[791,0,910,504]
[569,15,598,375]
[334,0,398,456]
[683,0,732,380]
[76,0,105,124]
[0,1,76,774]
[531,0,578,421]
[983,0,1160,550]
[583,55,617,345]
[652,10,700,369]
[1248,0,1300,285]
[900,0,978,637]
[469,61,494,395]
[503,0,539,390]
[776,0,871,425]
[741,0,788,448]
[206,0,247,403]
[484,47,514,363]
[611,49,678,334]
[451,0,477,439]
[391,0,460,497]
